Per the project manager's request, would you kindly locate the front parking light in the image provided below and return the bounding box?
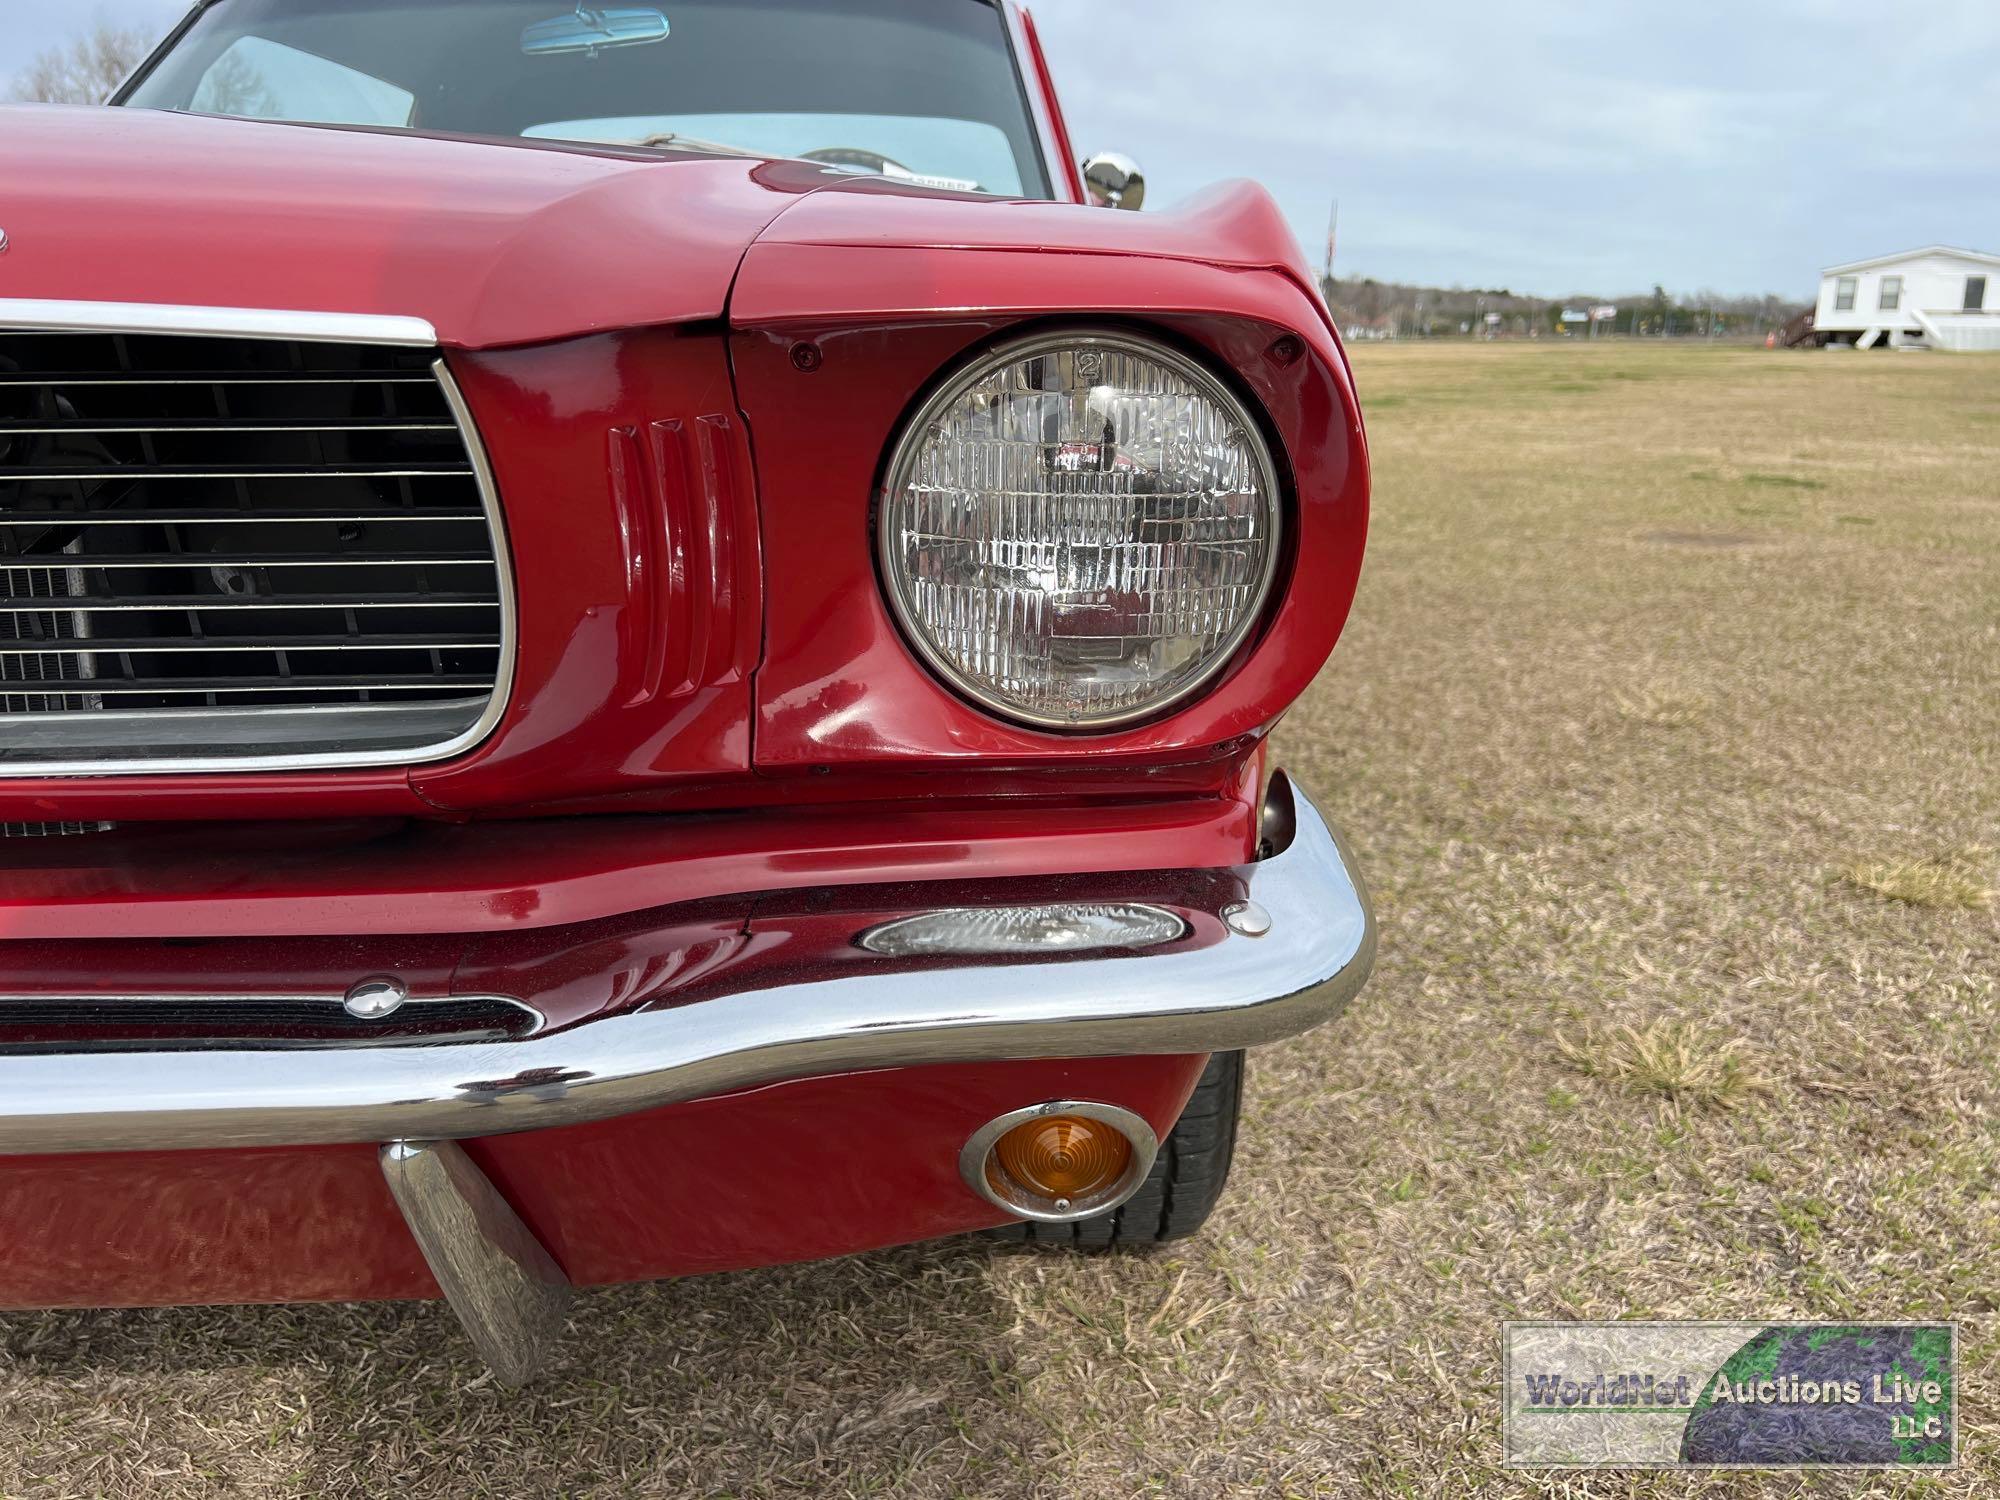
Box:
[960,1100,1158,1222]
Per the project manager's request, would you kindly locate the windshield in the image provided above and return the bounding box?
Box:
[121,0,1051,198]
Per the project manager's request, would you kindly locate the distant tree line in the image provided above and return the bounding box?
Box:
[1324,275,1807,340]
[9,22,152,104]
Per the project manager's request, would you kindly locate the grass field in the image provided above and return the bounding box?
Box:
[4,342,1997,1497]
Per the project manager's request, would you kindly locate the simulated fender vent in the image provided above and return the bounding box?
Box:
[606,415,759,707]
[0,327,512,774]
[0,820,114,838]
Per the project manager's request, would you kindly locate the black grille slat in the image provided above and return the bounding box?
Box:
[0,329,505,767]
[0,633,499,655]
[64,675,493,696]
[0,418,458,434]
[0,465,475,480]
[0,552,495,569]
[0,592,496,612]
[0,377,439,391]
[0,509,489,526]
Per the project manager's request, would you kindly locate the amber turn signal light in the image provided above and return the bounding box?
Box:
[960,1101,1158,1223]
[991,1115,1131,1205]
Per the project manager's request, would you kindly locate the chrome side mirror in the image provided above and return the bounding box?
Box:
[1081,152,1145,211]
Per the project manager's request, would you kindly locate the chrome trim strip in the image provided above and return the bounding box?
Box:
[0,774,1374,1155]
[0,299,436,347]
[0,353,517,777]
[0,990,532,1011]
[0,990,545,1051]
[997,0,1071,202]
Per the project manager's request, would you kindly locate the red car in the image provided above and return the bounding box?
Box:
[0,0,1371,1381]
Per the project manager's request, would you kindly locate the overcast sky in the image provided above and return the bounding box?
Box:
[7,0,1998,299]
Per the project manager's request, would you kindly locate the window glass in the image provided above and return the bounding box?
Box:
[1967,276,1988,312]
[1878,275,1902,311]
[122,0,1048,199]
[524,112,1018,193]
[1833,277,1857,311]
[188,36,415,126]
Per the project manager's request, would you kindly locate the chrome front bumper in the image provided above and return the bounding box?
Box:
[0,774,1373,1157]
[0,772,1372,1381]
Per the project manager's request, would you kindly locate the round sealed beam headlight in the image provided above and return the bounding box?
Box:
[879,330,1282,729]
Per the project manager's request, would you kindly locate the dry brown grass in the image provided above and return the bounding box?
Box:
[1841,855,1995,910]
[1554,1017,1772,1111]
[5,342,1999,1497]
[1612,684,1712,729]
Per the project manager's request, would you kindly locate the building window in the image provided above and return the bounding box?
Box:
[1879,275,1902,311]
[1968,276,1988,312]
[1834,277,1857,311]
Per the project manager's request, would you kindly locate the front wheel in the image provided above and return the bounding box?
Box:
[984,1050,1244,1249]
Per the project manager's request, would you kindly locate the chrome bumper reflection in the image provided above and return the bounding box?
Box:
[0,774,1373,1156]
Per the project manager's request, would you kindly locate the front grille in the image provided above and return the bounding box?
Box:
[0,328,509,772]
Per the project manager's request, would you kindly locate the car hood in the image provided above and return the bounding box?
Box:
[0,105,829,349]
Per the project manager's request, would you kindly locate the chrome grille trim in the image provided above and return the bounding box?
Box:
[0,300,436,346]
[0,301,516,777]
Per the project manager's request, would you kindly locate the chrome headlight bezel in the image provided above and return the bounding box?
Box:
[875,327,1286,732]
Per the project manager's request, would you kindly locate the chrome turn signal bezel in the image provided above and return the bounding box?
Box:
[959,1099,1159,1223]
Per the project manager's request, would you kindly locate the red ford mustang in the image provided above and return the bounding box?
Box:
[0,0,1372,1381]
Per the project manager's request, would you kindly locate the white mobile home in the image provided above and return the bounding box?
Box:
[1814,246,2000,350]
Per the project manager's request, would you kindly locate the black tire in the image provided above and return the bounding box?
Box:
[983,1050,1244,1249]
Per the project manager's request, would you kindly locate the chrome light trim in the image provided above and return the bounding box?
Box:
[0,299,436,347]
[0,773,1373,1155]
[0,308,517,777]
[876,327,1285,732]
[959,1099,1158,1222]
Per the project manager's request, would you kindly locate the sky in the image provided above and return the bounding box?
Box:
[7,0,1999,299]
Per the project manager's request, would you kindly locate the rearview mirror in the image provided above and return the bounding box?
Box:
[1082,152,1145,211]
[522,6,671,57]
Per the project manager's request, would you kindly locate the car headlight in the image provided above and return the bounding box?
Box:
[878,329,1282,729]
